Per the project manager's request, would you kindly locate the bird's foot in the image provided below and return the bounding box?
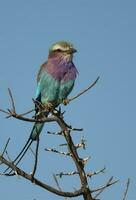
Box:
[44,102,54,112]
[62,98,70,106]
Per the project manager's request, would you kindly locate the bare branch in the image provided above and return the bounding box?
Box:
[45,148,71,156]
[0,155,83,197]
[92,176,119,198]
[47,130,63,136]
[86,167,106,178]
[122,178,130,200]
[59,138,86,150]
[0,78,100,200]
[56,171,79,178]
[53,175,70,200]
[69,76,100,102]
[55,167,106,179]
[5,151,19,176]
[0,77,99,121]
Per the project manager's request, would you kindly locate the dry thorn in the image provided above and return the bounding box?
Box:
[75,138,86,150]
[81,156,91,166]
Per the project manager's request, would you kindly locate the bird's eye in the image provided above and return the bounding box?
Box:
[56,49,62,52]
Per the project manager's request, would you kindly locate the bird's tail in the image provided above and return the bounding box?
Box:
[4,122,44,174]
[30,122,44,140]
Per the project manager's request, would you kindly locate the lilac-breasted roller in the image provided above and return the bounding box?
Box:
[4,41,78,172]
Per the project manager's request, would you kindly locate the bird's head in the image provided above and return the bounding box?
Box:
[49,41,77,61]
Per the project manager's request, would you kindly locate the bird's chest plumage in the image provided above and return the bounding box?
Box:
[37,58,77,106]
[46,59,77,82]
[47,60,77,102]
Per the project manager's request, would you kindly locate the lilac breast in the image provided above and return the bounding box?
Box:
[46,58,78,82]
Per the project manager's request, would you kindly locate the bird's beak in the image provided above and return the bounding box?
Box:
[71,48,77,53]
[68,48,77,54]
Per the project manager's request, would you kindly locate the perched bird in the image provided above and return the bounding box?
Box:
[4,41,78,173]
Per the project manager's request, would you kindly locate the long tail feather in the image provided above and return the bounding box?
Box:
[4,137,32,174]
[8,139,33,174]
[4,122,44,174]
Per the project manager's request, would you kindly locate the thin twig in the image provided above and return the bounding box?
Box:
[20,109,35,116]
[45,148,71,156]
[29,147,36,157]
[56,171,79,178]
[69,76,100,102]
[8,88,16,112]
[122,178,130,200]
[53,174,69,200]
[47,130,63,136]
[1,138,10,157]
[56,167,106,179]
[86,167,106,178]
[53,174,62,191]
[92,177,119,198]
[70,128,83,132]
[5,151,18,176]
[59,138,86,150]
[0,109,9,115]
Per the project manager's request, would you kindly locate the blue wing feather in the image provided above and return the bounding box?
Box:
[35,71,60,105]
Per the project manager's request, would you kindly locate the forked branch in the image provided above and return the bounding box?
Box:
[0,76,122,200]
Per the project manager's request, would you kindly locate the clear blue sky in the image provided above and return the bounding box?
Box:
[0,0,135,199]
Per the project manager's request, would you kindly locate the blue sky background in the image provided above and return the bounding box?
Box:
[0,0,136,199]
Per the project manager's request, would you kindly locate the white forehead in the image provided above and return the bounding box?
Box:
[52,43,73,51]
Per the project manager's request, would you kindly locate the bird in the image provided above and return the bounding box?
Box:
[4,41,78,173]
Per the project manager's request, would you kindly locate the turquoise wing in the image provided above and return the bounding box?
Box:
[58,80,75,101]
[35,71,60,105]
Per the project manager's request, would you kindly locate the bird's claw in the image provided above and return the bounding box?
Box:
[62,98,70,106]
[44,102,54,112]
